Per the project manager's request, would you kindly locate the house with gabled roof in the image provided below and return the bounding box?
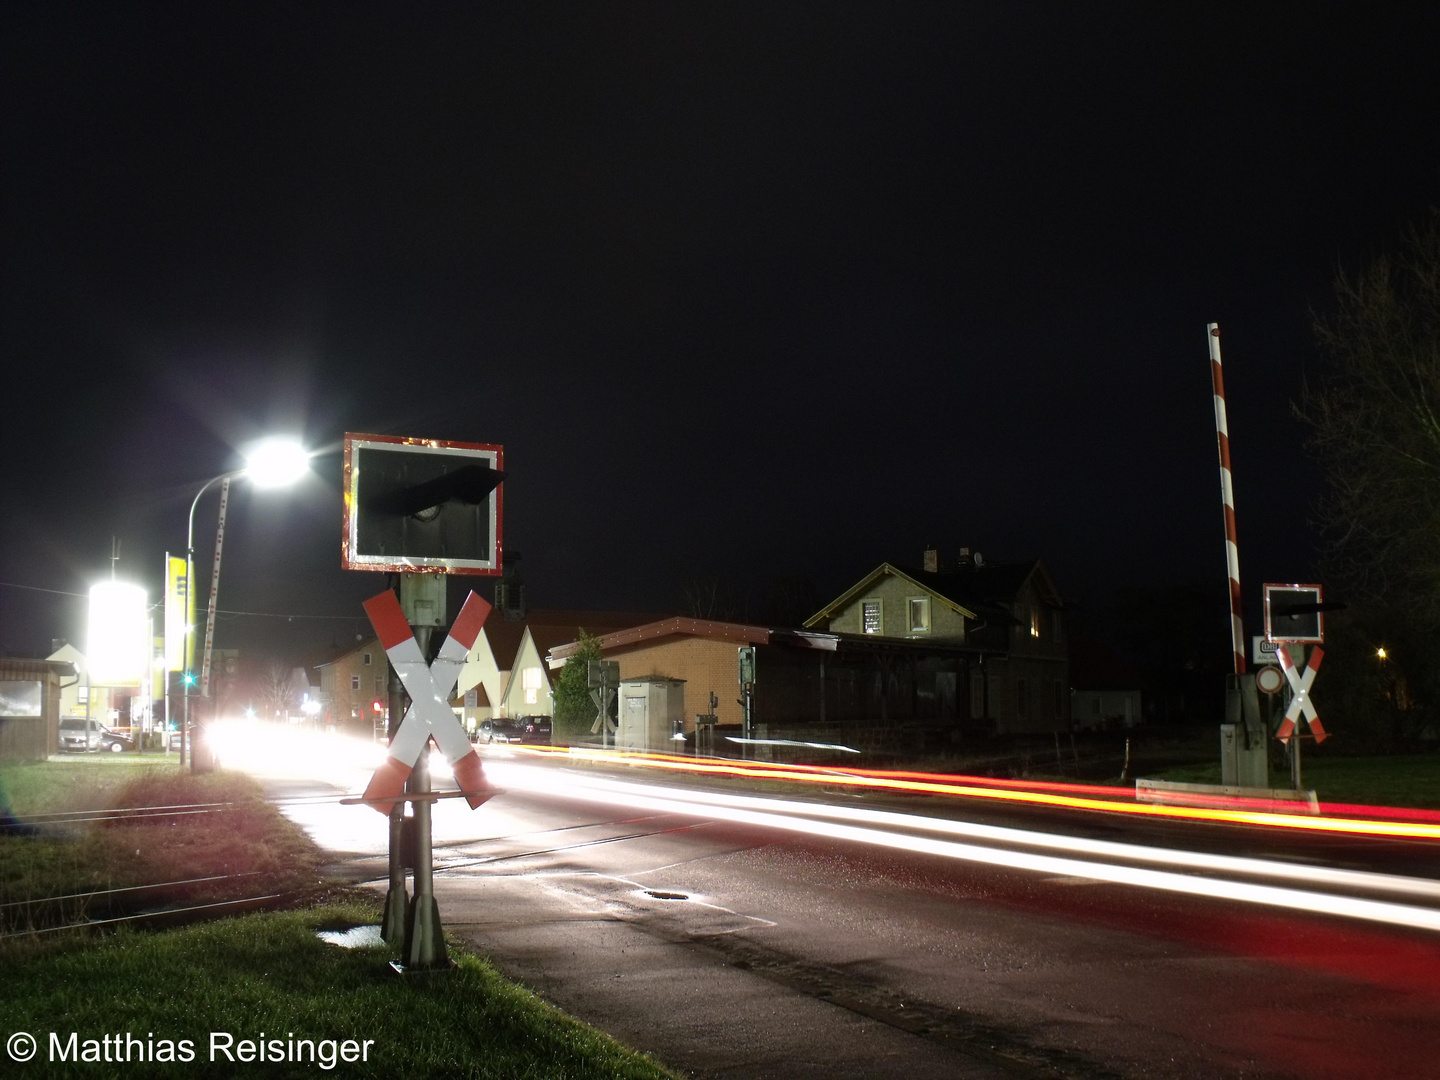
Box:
[315,636,390,737]
[548,612,1005,754]
[454,608,664,726]
[805,547,1069,734]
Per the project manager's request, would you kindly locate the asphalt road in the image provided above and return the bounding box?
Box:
[267,750,1440,1080]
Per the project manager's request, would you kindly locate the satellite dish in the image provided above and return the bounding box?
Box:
[973,552,984,566]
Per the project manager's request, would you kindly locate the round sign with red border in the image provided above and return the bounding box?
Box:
[1256,665,1285,695]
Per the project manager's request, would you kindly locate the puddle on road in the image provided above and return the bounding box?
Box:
[316,925,386,948]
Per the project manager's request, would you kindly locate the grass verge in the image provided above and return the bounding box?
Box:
[1,759,324,934]
[1152,753,1440,808]
[0,898,676,1079]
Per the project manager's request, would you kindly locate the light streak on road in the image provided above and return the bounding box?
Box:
[485,760,1440,934]
[515,746,1440,840]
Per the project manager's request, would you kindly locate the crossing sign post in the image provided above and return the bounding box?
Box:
[588,660,619,747]
[1264,583,1330,792]
[340,431,507,972]
[354,588,499,971]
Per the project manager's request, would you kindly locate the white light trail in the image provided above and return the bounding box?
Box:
[486,762,1440,934]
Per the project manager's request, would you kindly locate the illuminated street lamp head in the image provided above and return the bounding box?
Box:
[1377,647,1388,661]
[244,437,311,488]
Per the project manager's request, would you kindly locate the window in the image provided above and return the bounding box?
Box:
[363,652,372,666]
[522,666,542,705]
[907,596,931,633]
[1052,614,1063,643]
[862,599,882,634]
[1029,608,1041,638]
[350,674,360,692]
[1016,678,1027,718]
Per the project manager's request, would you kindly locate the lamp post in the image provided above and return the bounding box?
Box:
[181,437,310,769]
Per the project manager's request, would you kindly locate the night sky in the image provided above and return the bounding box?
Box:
[3,4,1439,660]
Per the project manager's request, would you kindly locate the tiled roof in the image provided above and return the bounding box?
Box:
[487,609,667,669]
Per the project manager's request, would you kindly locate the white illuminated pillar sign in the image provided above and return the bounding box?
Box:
[88,582,149,687]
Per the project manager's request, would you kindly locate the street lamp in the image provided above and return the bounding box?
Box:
[181,437,311,769]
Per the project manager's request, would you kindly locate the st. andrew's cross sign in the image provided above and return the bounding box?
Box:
[1275,645,1328,745]
[360,588,497,810]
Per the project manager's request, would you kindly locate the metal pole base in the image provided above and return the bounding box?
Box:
[382,806,408,943]
[400,893,449,970]
[381,885,408,944]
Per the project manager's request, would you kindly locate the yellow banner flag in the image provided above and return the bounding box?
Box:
[165,555,187,671]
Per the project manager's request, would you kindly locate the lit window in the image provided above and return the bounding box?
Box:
[523,666,542,705]
[1030,608,1041,638]
[350,675,360,692]
[908,597,930,633]
[862,600,882,634]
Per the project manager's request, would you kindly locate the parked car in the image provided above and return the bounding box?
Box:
[519,715,552,744]
[476,718,526,744]
[98,726,135,753]
[58,717,101,753]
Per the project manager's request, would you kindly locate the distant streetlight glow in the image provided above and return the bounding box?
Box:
[1377,647,1388,660]
[243,437,311,489]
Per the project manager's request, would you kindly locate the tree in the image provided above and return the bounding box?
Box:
[260,660,298,718]
[551,630,603,746]
[1297,210,1440,626]
[1296,210,1440,746]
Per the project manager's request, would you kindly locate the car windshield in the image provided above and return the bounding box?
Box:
[59,719,86,730]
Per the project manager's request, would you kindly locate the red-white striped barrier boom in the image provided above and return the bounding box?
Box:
[1209,323,1246,676]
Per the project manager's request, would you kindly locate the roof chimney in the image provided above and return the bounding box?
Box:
[957,546,972,567]
[922,547,940,573]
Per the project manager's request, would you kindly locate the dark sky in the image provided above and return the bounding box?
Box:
[3,3,1438,659]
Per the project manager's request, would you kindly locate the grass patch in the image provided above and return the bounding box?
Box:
[1,755,181,817]
[1,899,675,1079]
[1151,753,1440,808]
[1,764,324,934]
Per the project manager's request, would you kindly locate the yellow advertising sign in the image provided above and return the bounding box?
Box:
[165,555,187,671]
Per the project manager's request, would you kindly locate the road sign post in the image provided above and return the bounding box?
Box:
[737,647,756,760]
[383,645,408,943]
[342,432,506,970]
[359,588,498,970]
[588,660,618,748]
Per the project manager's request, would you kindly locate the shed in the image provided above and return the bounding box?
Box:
[0,657,78,761]
[617,675,686,753]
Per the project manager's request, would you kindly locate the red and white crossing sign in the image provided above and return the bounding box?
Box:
[361,588,497,811]
[1275,645,1328,744]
